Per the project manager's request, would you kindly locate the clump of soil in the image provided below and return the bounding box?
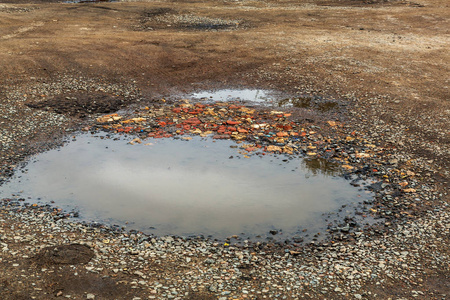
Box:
[33,244,94,265]
[26,91,128,119]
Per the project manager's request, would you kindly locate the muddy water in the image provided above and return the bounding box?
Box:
[190,89,279,106]
[190,89,339,112]
[1,134,372,240]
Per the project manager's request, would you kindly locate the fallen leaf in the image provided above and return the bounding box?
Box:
[276,131,289,137]
[129,138,142,145]
[267,145,282,152]
[327,121,339,127]
[406,170,415,176]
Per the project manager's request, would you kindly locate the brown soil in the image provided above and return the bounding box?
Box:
[33,244,95,265]
[25,91,130,118]
[0,0,448,298]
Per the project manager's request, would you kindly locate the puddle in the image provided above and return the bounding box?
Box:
[278,97,339,112]
[190,89,277,105]
[1,134,373,241]
[189,89,339,111]
[302,158,341,177]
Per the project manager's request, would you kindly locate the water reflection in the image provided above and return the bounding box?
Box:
[190,89,276,104]
[189,90,339,112]
[302,158,341,177]
[0,134,370,239]
[278,96,338,112]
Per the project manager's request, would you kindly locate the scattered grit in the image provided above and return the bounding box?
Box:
[0,76,449,299]
[1,200,448,299]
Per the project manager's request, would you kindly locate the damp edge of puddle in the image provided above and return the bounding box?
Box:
[0,133,376,242]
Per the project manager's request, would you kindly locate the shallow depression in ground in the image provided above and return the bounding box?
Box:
[0,134,373,240]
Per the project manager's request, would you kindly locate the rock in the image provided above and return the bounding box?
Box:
[204,258,215,264]
[134,270,145,278]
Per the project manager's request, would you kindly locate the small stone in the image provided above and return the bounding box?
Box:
[86,294,95,299]
[134,270,145,277]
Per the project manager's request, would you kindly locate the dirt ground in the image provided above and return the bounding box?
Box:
[0,0,449,298]
[1,0,449,166]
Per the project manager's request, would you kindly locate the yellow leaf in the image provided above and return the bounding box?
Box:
[327,121,339,127]
[267,145,282,152]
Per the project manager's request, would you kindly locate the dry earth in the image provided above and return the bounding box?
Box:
[0,0,449,299]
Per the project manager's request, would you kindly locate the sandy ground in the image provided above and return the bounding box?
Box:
[0,0,449,298]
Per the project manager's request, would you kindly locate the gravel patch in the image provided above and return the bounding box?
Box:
[0,76,448,299]
[0,75,141,182]
[137,8,244,31]
[0,197,448,299]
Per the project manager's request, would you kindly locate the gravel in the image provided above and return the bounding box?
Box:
[0,75,448,299]
[0,75,141,183]
[0,198,448,299]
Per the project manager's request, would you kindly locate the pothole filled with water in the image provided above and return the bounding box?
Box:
[189,89,340,111]
[190,89,277,104]
[0,133,374,242]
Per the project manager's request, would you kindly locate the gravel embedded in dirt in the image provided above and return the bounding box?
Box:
[0,199,448,299]
[0,0,449,299]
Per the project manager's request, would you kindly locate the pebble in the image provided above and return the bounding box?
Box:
[0,77,448,299]
[1,191,448,299]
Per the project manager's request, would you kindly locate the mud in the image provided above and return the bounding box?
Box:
[25,91,129,118]
[0,0,448,298]
[33,244,94,265]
